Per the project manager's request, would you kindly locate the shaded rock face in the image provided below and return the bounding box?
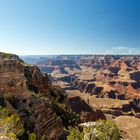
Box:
[130,71,140,81]
[131,98,140,111]
[84,83,96,93]
[27,98,64,140]
[69,96,106,122]
[24,66,51,94]
[69,96,93,113]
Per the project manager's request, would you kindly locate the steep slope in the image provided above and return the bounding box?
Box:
[0,52,67,140]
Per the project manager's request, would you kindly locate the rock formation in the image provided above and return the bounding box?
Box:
[0,52,67,139]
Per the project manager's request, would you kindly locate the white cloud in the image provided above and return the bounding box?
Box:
[104,46,140,55]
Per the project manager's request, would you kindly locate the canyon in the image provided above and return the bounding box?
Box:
[32,55,140,100]
[0,52,108,140]
[0,52,140,139]
[22,54,140,140]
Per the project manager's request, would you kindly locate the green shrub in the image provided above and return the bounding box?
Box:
[28,133,36,140]
[4,93,19,108]
[67,120,120,140]
[7,132,17,139]
[0,106,10,118]
[83,120,120,140]
[41,134,48,140]
[0,52,17,59]
[67,127,84,140]
[0,107,25,139]
[50,87,58,98]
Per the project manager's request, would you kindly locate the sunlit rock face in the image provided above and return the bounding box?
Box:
[0,54,27,96]
[0,52,52,97]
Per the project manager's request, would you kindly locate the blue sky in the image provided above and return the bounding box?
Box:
[0,0,140,55]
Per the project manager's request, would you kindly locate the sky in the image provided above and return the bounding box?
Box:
[0,0,140,55]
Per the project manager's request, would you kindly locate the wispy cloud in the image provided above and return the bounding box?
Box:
[104,46,140,55]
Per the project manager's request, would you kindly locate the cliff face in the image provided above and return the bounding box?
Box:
[0,52,66,140]
[0,54,27,95]
[0,57,52,97]
[24,65,51,95]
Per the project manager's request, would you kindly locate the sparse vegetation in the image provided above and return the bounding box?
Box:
[84,120,120,140]
[52,100,81,129]
[41,135,48,140]
[50,86,58,98]
[0,106,24,139]
[67,120,120,140]
[0,52,17,59]
[28,133,36,140]
[4,93,19,108]
[67,127,84,140]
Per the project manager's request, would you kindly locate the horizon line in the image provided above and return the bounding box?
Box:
[20,54,140,56]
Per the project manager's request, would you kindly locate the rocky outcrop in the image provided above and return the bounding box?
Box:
[0,52,67,140]
[68,96,106,122]
[0,59,53,99]
[0,58,27,96]
[28,98,64,140]
[24,65,51,94]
